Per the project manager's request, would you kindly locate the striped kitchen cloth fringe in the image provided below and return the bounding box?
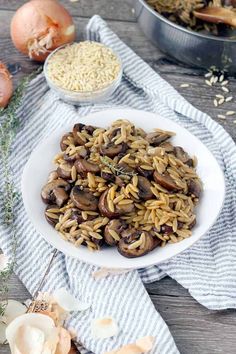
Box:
[1,14,236,354]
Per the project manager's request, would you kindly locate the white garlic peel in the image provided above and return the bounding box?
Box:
[91,317,119,339]
[0,300,27,325]
[53,288,90,312]
[6,313,55,354]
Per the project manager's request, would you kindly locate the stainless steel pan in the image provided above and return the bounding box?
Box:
[134,0,236,73]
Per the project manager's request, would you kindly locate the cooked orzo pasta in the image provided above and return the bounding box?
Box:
[46,41,121,92]
[41,119,202,258]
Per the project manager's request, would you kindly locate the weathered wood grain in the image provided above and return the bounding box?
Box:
[1,1,236,354]
[0,0,135,22]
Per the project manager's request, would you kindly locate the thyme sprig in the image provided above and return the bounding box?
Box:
[100,156,137,177]
[0,67,42,315]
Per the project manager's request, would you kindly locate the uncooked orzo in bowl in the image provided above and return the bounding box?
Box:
[41,119,202,258]
[45,41,121,92]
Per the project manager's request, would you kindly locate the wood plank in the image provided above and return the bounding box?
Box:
[0,0,135,22]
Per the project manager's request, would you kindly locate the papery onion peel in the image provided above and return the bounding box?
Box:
[0,62,13,108]
[10,0,76,62]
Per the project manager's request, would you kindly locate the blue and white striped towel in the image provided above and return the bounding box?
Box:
[1,14,236,354]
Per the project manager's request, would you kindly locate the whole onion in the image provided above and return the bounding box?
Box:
[10,0,76,62]
[0,62,13,108]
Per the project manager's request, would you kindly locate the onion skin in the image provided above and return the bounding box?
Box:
[0,62,13,108]
[10,0,76,62]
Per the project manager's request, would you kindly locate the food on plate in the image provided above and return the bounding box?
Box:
[46,42,121,92]
[41,119,202,258]
[10,0,75,61]
[146,0,236,36]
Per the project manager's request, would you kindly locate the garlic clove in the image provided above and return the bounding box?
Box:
[6,313,55,353]
[0,322,7,345]
[91,317,119,339]
[0,300,27,325]
[53,288,90,312]
[0,253,9,272]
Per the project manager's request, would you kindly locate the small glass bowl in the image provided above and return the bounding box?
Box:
[43,43,123,105]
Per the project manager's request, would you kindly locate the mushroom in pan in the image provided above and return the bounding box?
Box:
[137,176,153,200]
[41,179,69,207]
[173,146,193,167]
[153,171,182,192]
[146,130,173,146]
[100,142,128,158]
[118,230,156,258]
[71,186,98,211]
[104,219,128,246]
[75,159,100,176]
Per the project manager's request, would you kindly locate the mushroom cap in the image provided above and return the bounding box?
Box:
[70,186,98,211]
[41,179,69,205]
[118,231,155,258]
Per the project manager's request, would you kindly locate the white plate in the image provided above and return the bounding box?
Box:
[21,109,225,269]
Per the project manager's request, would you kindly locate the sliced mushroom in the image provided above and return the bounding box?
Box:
[64,146,88,161]
[136,166,153,179]
[116,201,135,214]
[71,186,98,211]
[188,218,196,229]
[75,159,100,176]
[98,190,120,218]
[118,162,135,174]
[72,123,96,145]
[47,170,59,183]
[146,131,173,146]
[70,208,97,224]
[118,231,154,258]
[160,224,173,235]
[137,176,153,200]
[187,179,201,198]
[53,188,69,207]
[159,141,174,153]
[109,128,121,139]
[104,219,127,246]
[153,171,182,192]
[173,147,193,167]
[44,205,60,226]
[100,142,128,158]
[41,179,69,205]
[101,171,116,183]
[115,176,125,187]
[57,162,73,179]
[60,133,73,151]
[72,123,86,145]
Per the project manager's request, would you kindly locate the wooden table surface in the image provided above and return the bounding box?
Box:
[1,1,236,353]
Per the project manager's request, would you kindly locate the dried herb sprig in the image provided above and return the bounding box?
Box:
[0,67,42,315]
[100,156,137,177]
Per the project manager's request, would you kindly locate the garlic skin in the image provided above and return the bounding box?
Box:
[0,300,27,325]
[52,288,90,312]
[91,317,119,339]
[6,313,55,353]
